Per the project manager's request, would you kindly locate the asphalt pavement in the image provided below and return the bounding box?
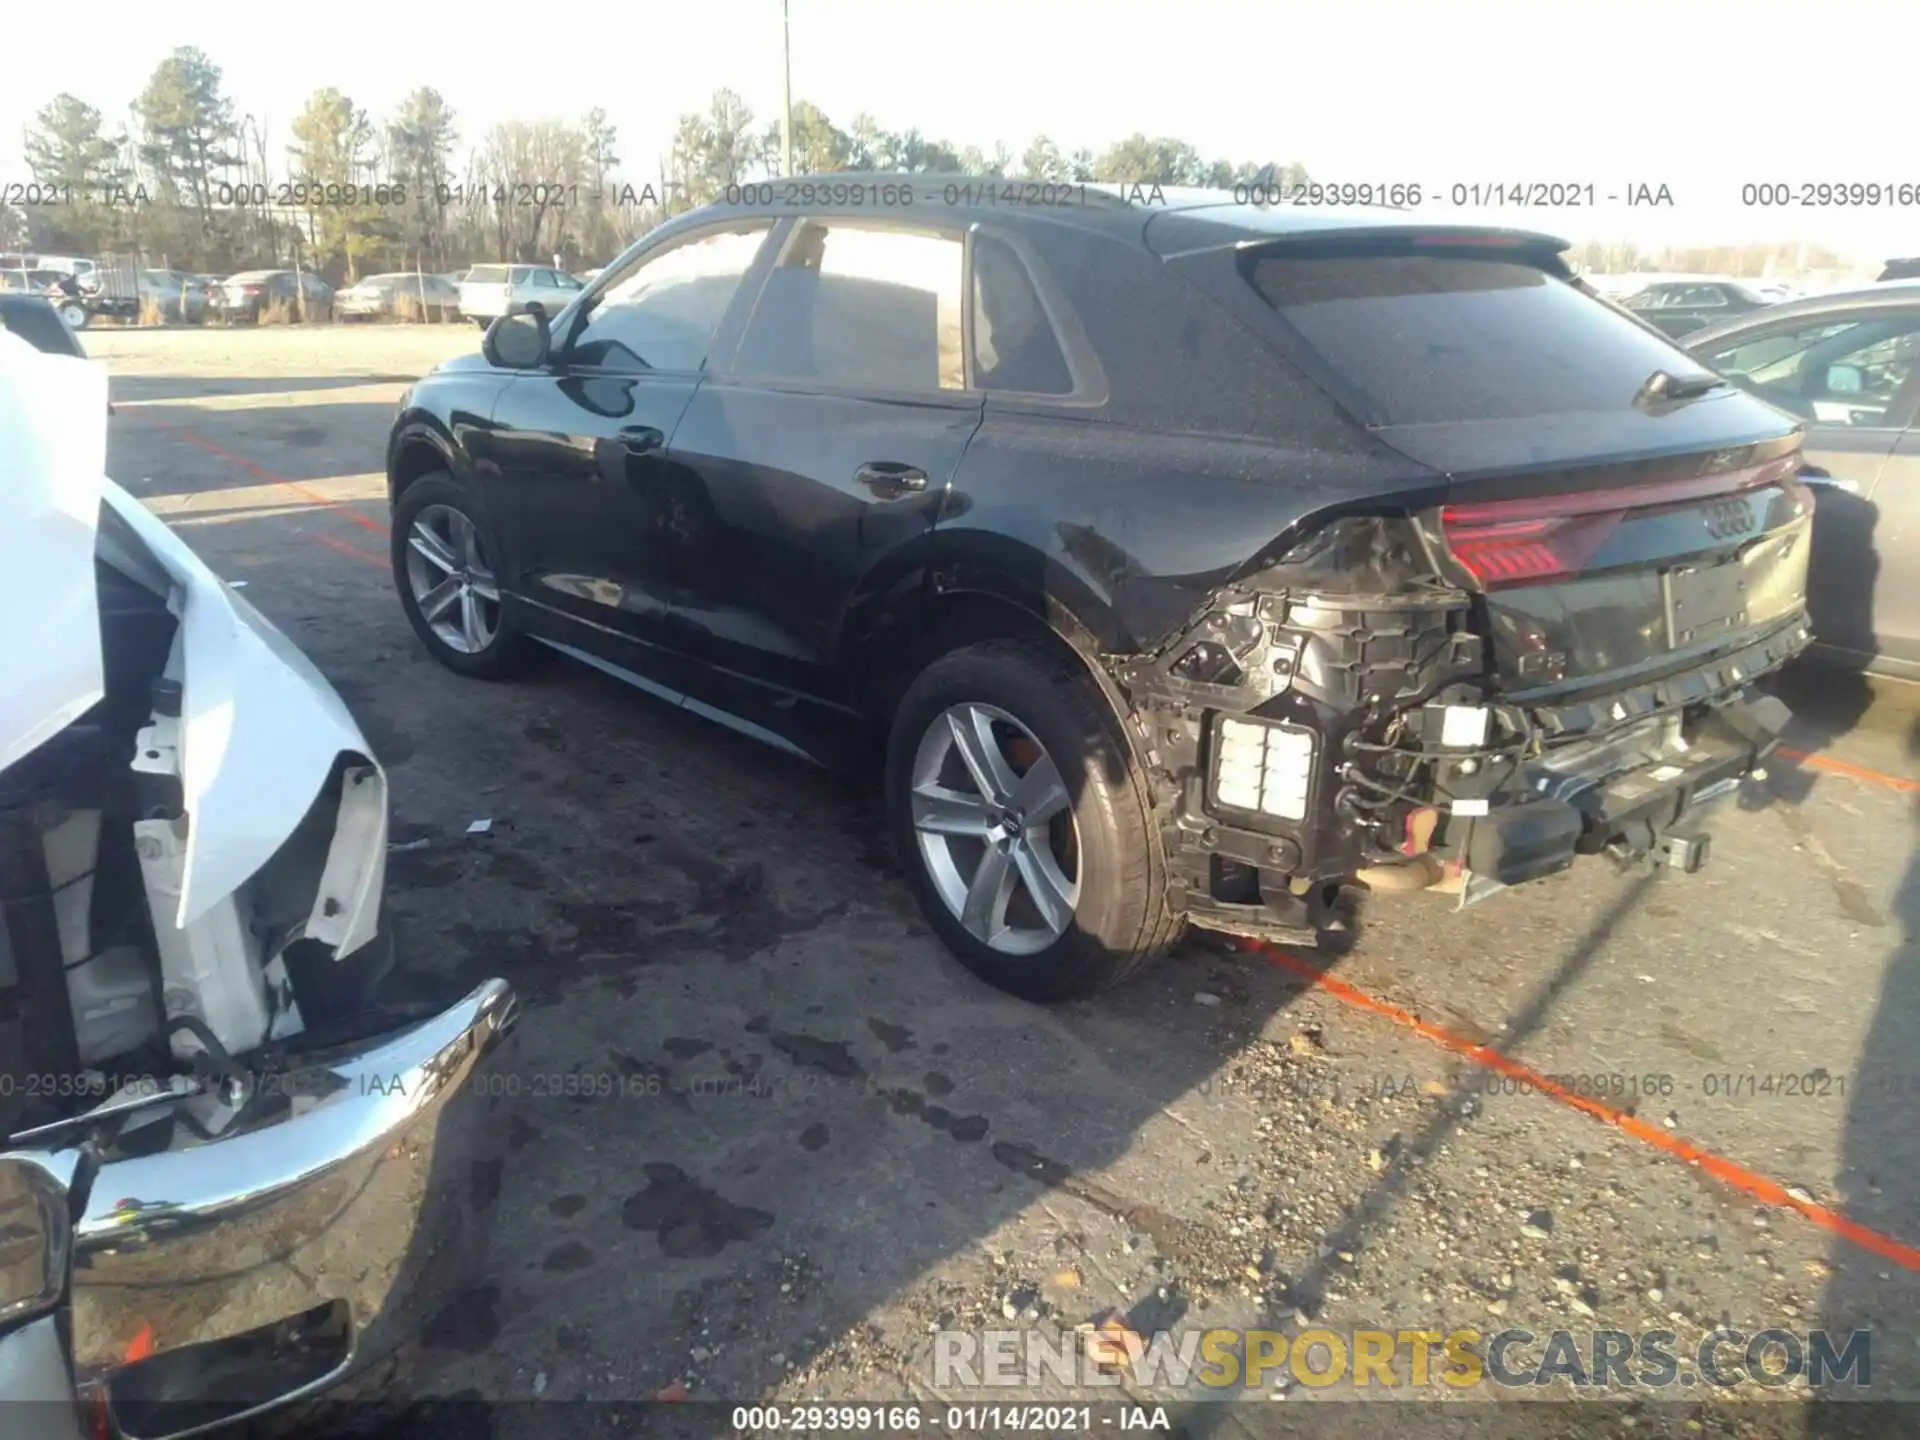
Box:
[88,325,1920,1438]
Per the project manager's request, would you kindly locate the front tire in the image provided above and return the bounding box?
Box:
[886,639,1182,1001]
[391,472,535,680]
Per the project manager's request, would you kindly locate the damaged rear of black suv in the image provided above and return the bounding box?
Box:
[390,187,1812,1002]
[1098,211,1811,963]
[885,207,1811,999]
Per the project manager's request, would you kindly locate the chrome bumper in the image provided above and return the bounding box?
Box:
[69,979,518,1431]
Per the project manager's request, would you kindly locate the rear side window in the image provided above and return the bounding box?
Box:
[971,234,1072,396]
[1247,253,1712,426]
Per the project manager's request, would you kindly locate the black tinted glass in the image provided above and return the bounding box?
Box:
[1249,253,1713,425]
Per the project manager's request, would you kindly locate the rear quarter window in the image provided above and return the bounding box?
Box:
[1247,253,1711,425]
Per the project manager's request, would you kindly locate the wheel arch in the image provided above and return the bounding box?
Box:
[387,418,457,506]
[840,530,1144,751]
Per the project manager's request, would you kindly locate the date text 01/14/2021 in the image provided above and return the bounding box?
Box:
[728,1404,1172,1432]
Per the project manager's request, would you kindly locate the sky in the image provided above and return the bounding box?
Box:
[6,0,1917,263]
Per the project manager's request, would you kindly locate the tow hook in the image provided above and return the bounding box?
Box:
[1654,832,1711,874]
[1606,823,1712,876]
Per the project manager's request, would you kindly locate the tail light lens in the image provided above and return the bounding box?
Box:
[1440,455,1803,588]
[1439,508,1619,584]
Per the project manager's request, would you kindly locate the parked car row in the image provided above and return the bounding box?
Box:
[1,257,594,330]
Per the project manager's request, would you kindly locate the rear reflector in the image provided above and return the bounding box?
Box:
[1441,454,1802,587]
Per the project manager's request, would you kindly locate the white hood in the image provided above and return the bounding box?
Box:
[0,329,386,949]
[0,329,108,774]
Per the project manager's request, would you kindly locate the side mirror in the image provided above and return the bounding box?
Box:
[484,310,550,369]
[1825,363,1864,395]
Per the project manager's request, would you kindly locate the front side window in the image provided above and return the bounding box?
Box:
[732,221,965,391]
[566,222,771,373]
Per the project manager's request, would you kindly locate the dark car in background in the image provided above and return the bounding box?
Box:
[1686,281,1920,680]
[0,292,89,357]
[336,272,461,321]
[212,269,335,323]
[0,269,91,329]
[1879,258,1920,283]
[385,178,1814,1001]
[1621,276,1776,338]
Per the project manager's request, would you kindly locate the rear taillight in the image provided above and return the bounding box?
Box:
[1440,509,1618,584]
[1440,454,1802,588]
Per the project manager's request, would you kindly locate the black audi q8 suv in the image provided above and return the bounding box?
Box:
[385,177,1814,1001]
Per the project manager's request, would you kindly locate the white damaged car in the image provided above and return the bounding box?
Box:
[0,317,517,1439]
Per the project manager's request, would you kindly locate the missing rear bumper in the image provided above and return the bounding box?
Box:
[1453,688,1787,895]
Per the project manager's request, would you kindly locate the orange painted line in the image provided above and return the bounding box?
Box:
[311,532,388,568]
[143,416,389,537]
[1775,746,1919,794]
[1242,939,1920,1271]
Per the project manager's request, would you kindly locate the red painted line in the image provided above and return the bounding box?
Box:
[1776,746,1919,794]
[311,533,388,569]
[1242,939,1920,1271]
[143,416,388,537]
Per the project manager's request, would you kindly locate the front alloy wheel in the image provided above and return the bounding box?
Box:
[405,503,500,654]
[910,704,1080,956]
[390,472,534,679]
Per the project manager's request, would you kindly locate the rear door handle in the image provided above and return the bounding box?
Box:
[618,425,664,455]
[854,462,928,496]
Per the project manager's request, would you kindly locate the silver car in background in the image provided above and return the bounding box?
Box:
[457,264,584,327]
[335,272,461,322]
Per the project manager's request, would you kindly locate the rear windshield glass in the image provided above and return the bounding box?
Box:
[1247,253,1713,426]
[465,265,508,283]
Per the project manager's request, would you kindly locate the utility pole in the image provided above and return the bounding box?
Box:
[781,0,794,178]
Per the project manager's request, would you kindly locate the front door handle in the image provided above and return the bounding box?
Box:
[618,425,665,455]
[854,462,928,497]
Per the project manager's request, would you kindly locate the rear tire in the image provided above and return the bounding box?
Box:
[391,471,536,680]
[885,639,1183,1001]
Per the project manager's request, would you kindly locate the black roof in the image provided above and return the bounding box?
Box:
[677,175,1571,257]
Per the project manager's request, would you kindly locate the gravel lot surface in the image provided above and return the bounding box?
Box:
[90,325,1920,1439]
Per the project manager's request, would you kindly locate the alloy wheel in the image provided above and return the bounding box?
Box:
[910,703,1081,956]
[405,503,501,654]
